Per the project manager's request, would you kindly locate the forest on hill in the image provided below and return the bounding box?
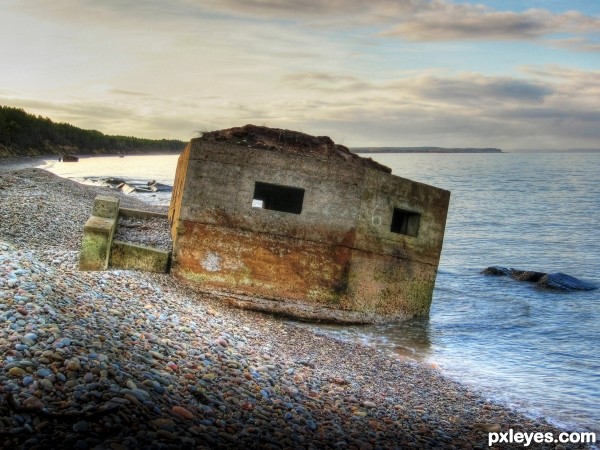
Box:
[0,106,187,157]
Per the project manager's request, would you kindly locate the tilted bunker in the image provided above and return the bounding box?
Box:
[168,125,450,323]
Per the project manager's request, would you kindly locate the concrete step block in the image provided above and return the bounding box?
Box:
[79,216,117,271]
[110,240,170,273]
[119,207,168,219]
[93,195,120,219]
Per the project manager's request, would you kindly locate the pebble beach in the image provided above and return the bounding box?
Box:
[0,165,593,449]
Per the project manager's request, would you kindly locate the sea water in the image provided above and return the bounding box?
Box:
[39,152,600,434]
[40,154,180,205]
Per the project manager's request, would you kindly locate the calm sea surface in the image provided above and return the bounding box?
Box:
[40,152,600,434]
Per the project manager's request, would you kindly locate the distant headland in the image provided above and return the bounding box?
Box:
[1,105,504,158]
[0,105,186,158]
[352,147,502,154]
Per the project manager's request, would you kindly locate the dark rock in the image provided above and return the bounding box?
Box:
[480,266,511,276]
[481,266,547,281]
[482,267,596,292]
[537,273,597,291]
[104,178,126,186]
[509,269,546,282]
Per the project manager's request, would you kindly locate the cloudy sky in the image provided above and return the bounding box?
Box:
[1,0,599,150]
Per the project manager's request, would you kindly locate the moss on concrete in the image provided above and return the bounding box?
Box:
[79,216,116,271]
[110,240,170,273]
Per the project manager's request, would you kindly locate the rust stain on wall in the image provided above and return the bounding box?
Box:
[168,142,190,240]
[173,221,352,306]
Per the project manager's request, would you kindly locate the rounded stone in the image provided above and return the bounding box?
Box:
[172,406,194,420]
[8,367,27,377]
[65,360,80,371]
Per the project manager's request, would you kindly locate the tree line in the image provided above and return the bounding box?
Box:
[0,106,187,156]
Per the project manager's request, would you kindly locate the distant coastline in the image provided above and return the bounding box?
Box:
[2,105,507,158]
[0,105,186,158]
[352,147,502,154]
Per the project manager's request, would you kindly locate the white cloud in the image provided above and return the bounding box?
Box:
[2,1,599,150]
[546,36,600,52]
[13,0,600,43]
[3,65,600,150]
[381,6,600,42]
[276,67,600,150]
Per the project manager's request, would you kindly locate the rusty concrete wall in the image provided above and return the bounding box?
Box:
[177,140,364,245]
[346,168,450,317]
[345,250,439,319]
[170,138,450,323]
[169,142,191,241]
[354,169,450,264]
[173,222,353,306]
[171,140,361,312]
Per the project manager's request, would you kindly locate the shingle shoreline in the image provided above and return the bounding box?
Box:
[0,168,591,449]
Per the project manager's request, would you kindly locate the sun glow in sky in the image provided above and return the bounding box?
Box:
[1,0,599,150]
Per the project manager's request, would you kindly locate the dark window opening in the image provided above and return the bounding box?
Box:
[390,208,420,237]
[252,182,305,214]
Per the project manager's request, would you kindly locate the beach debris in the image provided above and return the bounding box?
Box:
[105,177,126,186]
[84,177,171,194]
[481,266,596,291]
[118,182,136,194]
[113,181,164,194]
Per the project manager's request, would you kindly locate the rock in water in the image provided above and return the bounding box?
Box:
[509,269,546,282]
[481,267,596,292]
[480,266,546,281]
[537,273,597,291]
[480,266,511,276]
